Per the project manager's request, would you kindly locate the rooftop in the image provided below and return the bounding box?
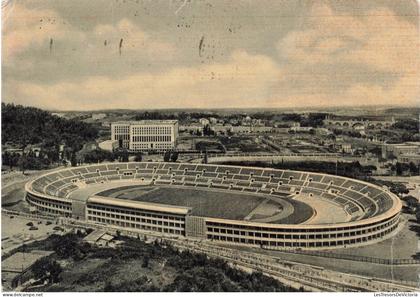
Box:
[83,229,114,243]
[112,120,178,125]
[88,195,191,215]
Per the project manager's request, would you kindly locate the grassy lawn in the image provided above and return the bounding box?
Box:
[98,185,314,223]
[110,186,266,220]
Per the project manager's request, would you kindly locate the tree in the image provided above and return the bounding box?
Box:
[392,119,419,132]
[416,209,420,224]
[17,154,30,174]
[404,195,418,211]
[204,151,208,164]
[396,162,410,176]
[300,113,327,127]
[2,151,20,169]
[121,151,129,162]
[32,257,62,283]
[170,151,179,162]
[134,153,143,162]
[142,255,150,268]
[203,124,214,136]
[409,162,418,175]
[163,151,171,162]
[282,113,302,122]
[83,149,115,163]
[70,152,77,167]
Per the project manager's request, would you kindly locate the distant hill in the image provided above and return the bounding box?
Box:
[383,107,420,117]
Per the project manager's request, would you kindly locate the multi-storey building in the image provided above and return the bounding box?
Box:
[382,142,420,159]
[111,120,178,152]
[397,154,420,166]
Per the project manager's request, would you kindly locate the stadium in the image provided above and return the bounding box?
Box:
[25,162,402,250]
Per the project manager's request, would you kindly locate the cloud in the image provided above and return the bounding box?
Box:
[2,3,70,60]
[4,50,282,110]
[275,2,419,107]
[3,1,419,110]
[278,3,419,71]
[3,4,176,79]
[92,18,175,60]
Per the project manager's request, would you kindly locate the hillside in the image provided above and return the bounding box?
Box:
[16,233,302,292]
[2,103,98,151]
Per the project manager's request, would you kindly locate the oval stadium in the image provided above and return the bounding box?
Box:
[25,162,402,250]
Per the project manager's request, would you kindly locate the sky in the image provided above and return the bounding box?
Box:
[2,0,419,111]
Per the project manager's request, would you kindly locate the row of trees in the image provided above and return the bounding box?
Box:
[81,148,180,165]
[163,151,179,162]
[331,128,363,138]
[79,149,144,165]
[390,119,420,142]
[369,179,409,196]
[392,119,419,133]
[134,111,220,123]
[2,151,57,172]
[389,162,419,176]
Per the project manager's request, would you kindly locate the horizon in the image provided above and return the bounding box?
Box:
[3,0,419,110]
[4,102,420,114]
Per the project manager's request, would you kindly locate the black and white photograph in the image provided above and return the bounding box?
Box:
[1,0,419,293]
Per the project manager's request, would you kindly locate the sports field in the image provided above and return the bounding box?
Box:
[99,185,266,220]
[98,185,314,223]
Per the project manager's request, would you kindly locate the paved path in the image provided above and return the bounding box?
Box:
[246,196,295,223]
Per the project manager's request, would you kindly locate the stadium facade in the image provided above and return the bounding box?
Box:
[111,120,178,151]
[26,162,401,250]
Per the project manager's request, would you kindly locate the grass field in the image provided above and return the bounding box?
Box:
[98,185,314,224]
[99,186,267,220]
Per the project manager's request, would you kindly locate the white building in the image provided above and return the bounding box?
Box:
[179,124,203,133]
[341,143,353,154]
[92,113,107,120]
[289,126,313,133]
[99,140,119,152]
[382,142,420,159]
[199,118,210,126]
[111,120,178,152]
[398,154,420,165]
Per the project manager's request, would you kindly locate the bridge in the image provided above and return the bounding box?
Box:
[323,119,395,129]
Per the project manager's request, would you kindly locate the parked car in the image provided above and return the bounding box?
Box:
[29,226,39,231]
[26,222,34,227]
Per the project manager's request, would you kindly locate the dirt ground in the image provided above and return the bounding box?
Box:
[333,213,419,260]
[217,214,420,283]
[1,213,63,255]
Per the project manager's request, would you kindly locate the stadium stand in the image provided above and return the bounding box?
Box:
[26,162,401,250]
